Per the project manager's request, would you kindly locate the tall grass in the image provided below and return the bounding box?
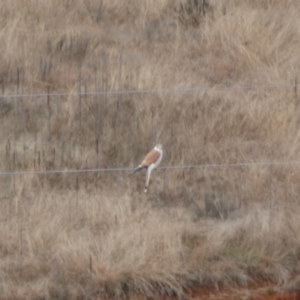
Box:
[1,190,300,299]
[1,0,300,298]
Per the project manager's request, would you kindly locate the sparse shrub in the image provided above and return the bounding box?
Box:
[176,0,211,27]
[84,0,103,23]
[47,33,89,66]
[0,98,12,117]
[39,55,52,81]
[204,193,230,219]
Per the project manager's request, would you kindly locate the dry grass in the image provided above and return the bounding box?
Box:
[1,0,300,299]
[2,188,300,299]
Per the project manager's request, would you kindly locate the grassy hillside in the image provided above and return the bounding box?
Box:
[1,0,300,299]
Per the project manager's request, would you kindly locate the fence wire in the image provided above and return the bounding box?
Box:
[0,160,300,176]
[0,83,297,99]
[1,82,300,178]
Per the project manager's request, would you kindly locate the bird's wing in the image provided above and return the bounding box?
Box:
[129,165,146,176]
[140,149,161,166]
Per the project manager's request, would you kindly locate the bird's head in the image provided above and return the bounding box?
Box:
[155,144,163,151]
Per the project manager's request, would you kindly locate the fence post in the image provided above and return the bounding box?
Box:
[18,195,23,271]
[47,86,51,139]
[78,67,82,129]
[269,165,275,210]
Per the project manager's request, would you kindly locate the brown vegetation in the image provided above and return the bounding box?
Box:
[1,0,300,299]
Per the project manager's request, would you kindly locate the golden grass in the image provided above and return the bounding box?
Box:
[1,0,300,299]
[1,189,300,299]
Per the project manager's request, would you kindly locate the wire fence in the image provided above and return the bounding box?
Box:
[0,78,300,210]
[0,83,298,99]
[0,160,300,176]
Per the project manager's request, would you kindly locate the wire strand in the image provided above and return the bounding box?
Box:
[2,160,300,176]
[1,84,296,99]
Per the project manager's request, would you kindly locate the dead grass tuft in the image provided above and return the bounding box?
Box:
[1,191,300,299]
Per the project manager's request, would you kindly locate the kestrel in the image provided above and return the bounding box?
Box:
[130,144,163,193]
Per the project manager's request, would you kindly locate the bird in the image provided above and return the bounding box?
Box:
[129,144,163,193]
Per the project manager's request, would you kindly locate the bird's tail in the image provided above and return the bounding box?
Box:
[129,165,146,176]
